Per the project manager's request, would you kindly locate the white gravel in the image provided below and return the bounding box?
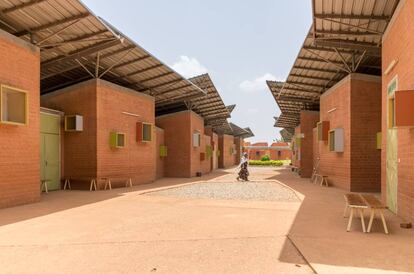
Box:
[146,181,299,202]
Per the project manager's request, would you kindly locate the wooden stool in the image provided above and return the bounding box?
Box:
[102,178,112,190]
[125,178,133,188]
[90,178,98,191]
[320,176,329,187]
[361,194,389,234]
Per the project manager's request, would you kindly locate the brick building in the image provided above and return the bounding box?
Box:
[0,28,41,208]
[317,74,382,192]
[42,79,156,189]
[381,0,414,222]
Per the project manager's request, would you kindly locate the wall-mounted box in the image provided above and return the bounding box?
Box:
[65,115,83,132]
[193,132,201,147]
[0,85,28,126]
[200,152,206,161]
[110,132,126,148]
[376,132,382,150]
[328,128,344,152]
[206,145,213,158]
[395,90,414,127]
[137,122,153,142]
[317,121,330,141]
[160,145,168,157]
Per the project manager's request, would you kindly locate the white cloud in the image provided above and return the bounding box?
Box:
[239,73,281,93]
[171,56,208,78]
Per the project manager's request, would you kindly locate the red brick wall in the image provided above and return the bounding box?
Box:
[234,137,242,165]
[201,135,211,174]
[156,110,207,177]
[96,80,156,186]
[189,112,206,176]
[218,134,235,168]
[42,81,98,183]
[42,79,156,188]
[156,127,165,179]
[291,126,300,167]
[319,74,381,191]
[382,0,414,222]
[312,128,319,172]
[0,30,40,208]
[156,111,191,177]
[350,76,382,192]
[299,111,319,178]
[211,132,219,170]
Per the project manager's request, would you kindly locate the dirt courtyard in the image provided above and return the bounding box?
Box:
[0,167,413,274]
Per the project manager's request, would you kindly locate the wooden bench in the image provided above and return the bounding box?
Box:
[63,178,98,191]
[344,193,389,234]
[361,194,389,234]
[344,193,368,232]
[102,177,133,190]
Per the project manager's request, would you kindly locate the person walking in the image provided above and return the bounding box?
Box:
[237,152,249,181]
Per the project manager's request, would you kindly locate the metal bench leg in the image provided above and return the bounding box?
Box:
[359,209,366,233]
[347,208,354,232]
[380,210,389,234]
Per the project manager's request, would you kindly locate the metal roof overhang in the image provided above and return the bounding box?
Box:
[0,0,206,107]
[267,0,399,132]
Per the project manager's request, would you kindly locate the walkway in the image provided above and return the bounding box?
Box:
[0,167,413,273]
[0,168,311,274]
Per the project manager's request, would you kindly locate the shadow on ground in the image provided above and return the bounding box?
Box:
[0,170,228,227]
[272,167,414,274]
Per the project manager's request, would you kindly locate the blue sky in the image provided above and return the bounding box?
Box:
[83,0,312,143]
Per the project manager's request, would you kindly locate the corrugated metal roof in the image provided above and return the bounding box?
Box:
[189,74,230,124]
[268,0,399,132]
[0,0,206,107]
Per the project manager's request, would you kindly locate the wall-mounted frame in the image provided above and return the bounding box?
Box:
[328,128,344,152]
[0,85,28,126]
[65,115,83,132]
[394,90,414,127]
[137,122,153,142]
[206,145,213,158]
[110,132,126,148]
[193,131,201,147]
[317,121,330,141]
[376,132,382,150]
[160,145,168,157]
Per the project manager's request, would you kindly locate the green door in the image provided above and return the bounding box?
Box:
[386,77,398,213]
[40,112,61,191]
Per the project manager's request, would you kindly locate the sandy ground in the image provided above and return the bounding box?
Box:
[0,167,311,274]
[1,166,413,274]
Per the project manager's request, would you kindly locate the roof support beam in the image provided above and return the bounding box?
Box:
[316,29,382,37]
[277,96,318,103]
[289,74,332,82]
[112,55,151,70]
[42,39,121,70]
[41,46,135,80]
[156,93,204,107]
[317,18,384,35]
[314,39,381,54]
[15,13,90,36]
[334,48,352,73]
[287,81,326,89]
[122,64,163,78]
[302,48,350,73]
[293,66,340,74]
[1,0,48,14]
[314,13,391,21]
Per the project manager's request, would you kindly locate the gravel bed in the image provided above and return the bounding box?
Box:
[146,181,299,202]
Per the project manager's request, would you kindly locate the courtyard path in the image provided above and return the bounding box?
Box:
[0,167,312,274]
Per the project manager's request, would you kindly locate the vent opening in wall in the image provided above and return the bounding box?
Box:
[0,85,28,126]
[110,132,126,148]
[65,115,83,132]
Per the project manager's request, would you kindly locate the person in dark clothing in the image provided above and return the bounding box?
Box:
[237,152,249,181]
